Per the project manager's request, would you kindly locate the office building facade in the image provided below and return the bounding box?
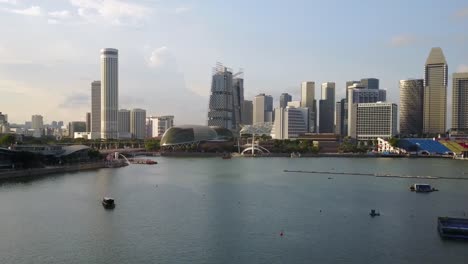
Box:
[86,112,91,132]
[31,115,44,130]
[130,109,146,139]
[335,102,341,136]
[271,106,309,139]
[148,115,174,137]
[0,112,9,134]
[279,93,292,108]
[350,102,398,141]
[118,109,131,139]
[347,83,387,136]
[360,78,379,90]
[301,81,317,132]
[68,121,87,138]
[319,82,335,133]
[91,80,101,135]
[452,72,468,134]
[232,75,244,130]
[399,79,424,136]
[253,93,274,124]
[241,100,253,125]
[100,48,119,139]
[423,47,448,135]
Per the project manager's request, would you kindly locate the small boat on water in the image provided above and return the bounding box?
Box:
[102,197,115,209]
[409,183,438,192]
[438,217,468,240]
[369,209,380,217]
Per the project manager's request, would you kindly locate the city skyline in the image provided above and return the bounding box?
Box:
[0,1,467,126]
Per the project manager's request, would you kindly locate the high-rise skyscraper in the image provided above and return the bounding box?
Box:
[452,72,468,134]
[423,47,448,135]
[100,48,119,139]
[207,64,243,131]
[91,80,101,135]
[253,94,273,124]
[279,93,292,108]
[399,79,424,136]
[232,74,244,130]
[301,81,316,132]
[118,109,130,139]
[241,100,253,125]
[131,108,146,139]
[319,82,335,133]
[335,101,342,136]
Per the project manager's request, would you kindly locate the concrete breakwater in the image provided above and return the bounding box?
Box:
[284,170,468,181]
[0,162,107,181]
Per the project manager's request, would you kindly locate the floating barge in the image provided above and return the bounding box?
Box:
[438,217,468,240]
[410,183,437,192]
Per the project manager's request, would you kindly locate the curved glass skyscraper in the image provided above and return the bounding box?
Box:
[399,79,424,136]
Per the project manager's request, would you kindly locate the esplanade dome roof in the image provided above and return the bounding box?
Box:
[161,125,234,146]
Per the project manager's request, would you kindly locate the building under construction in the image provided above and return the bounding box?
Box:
[207,63,244,131]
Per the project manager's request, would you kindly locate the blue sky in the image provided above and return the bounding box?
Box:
[0,0,467,125]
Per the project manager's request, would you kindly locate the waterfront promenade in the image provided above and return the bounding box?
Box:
[0,162,106,181]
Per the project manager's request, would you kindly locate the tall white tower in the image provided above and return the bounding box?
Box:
[100,48,119,139]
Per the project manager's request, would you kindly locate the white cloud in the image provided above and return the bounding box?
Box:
[0,0,17,5]
[47,19,59,24]
[455,7,468,18]
[48,10,71,19]
[5,5,42,16]
[70,0,151,25]
[390,34,418,47]
[175,6,190,14]
[148,47,176,68]
[457,64,468,72]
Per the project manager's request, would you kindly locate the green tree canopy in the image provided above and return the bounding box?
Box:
[0,134,16,146]
[145,139,161,151]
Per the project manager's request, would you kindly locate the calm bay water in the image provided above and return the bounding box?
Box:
[1,157,468,263]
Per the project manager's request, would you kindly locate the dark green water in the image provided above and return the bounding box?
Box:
[1,157,468,263]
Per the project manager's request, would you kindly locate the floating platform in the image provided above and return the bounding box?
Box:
[438,217,468,240]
